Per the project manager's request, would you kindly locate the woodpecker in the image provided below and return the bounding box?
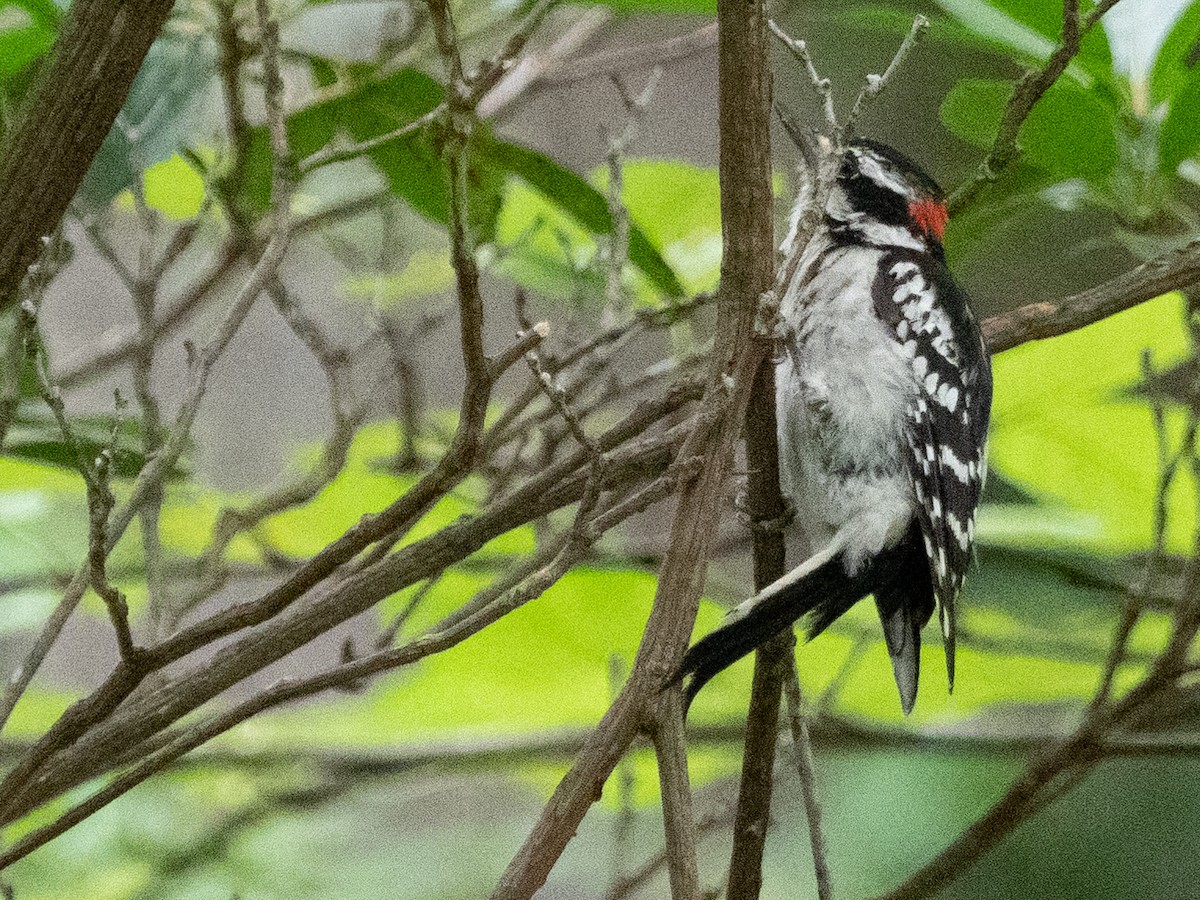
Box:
[679,138,992,714]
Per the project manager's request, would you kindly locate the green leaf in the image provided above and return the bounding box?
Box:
[138,153,206,220]
[841,6,1023,56]
[155,482,261,563]
[0,484,86,580]
[940,77,1118,178]
[577,0,714,11]
[0,0,56,78]
[1160,72,1200,173]
[78,35,216,209]
[934,0,1058,59]
[241,67,455,225]
[2,407,174,479]
[596,159,723,296]
[307,54,340,89]
[243,67,684,296]
[493,158,708,304]
[941,78,1011,146]
[989,292,1193,554]
[1150,0,1200,104]
[494,178,603,301]
[976,502,1106,548]
[932,0,1112,79]
[482,140,687,298]
[0,687,74,738]
[342,249,457,307]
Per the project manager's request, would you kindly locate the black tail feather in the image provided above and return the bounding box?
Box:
[873,527,935,714]
[677,523,935,715]
[679,550,875,713]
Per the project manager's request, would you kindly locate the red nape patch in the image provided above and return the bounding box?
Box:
[909,198,949,242]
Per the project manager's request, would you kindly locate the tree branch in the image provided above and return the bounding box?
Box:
[946,0,1121,213]
[649,693,701,899]
[784,662,832,900]
[982,239,1200,353]
[490,0,775,894]
[0,0,296,796]
[0,0,177,310]
[727,18,929,896]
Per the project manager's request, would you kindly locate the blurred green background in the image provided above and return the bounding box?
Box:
[3,0,1200,897]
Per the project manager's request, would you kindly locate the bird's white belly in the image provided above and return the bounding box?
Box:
[775,243,917,572]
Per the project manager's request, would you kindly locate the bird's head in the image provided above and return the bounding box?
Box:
[829,140,949,250]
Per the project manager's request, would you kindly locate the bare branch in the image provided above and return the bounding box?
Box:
[0,0,297,775]
[875,672,1171,900]
[982,239,1200,353]
[57,244,241,389]
[167,279,367,625]
[769,21,836,133]
[478,7,613,119]
[0,377,700,822]
[298,104,446,175]
[22,308,138,662]
[0,0,175,310]
[649,693,700,900]
[469,0,561,105]
[784,663,832,900]
[608,805,735,900]
[540,22,716,89]
[0,443,704,860]
[843,14,929,138]
[947,0,1122,214]
[725,631,789,900]
[492,0,774,894]
[604,69,663,318]
[728,18,930,895]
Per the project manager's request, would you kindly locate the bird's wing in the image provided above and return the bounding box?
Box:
[871,250,992,687]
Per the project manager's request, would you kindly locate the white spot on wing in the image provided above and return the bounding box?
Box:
[947,512,971,549]
[939,446,971,483]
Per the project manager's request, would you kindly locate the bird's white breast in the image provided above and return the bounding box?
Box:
[775,238,918,572]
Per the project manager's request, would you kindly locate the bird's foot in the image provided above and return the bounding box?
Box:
[735,491,796,534]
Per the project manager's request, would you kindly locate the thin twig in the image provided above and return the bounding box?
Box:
[467,0,561,106]
[784,663,833,900]
[649,692,700,900]
[298,104,445,175]
[603,68,662,319]
[0,0,297,777]
[842,14,929,138]
[492,0,772,892]
[946,0,1124,214]
[1093,352,1193,708]
[769,21,836,132]
[23,310,138,662]
[478,6,613,119]
[166,278,367,625]
[546,21,717,89]
[983,239,1200,352]
[129,197,170,642]
[727,18,930,897]
[525,344,600,456]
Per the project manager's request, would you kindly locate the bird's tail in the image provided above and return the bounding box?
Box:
[872,536,935,714]
[677,523,933,714]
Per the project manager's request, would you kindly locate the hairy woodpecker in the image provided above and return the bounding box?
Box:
[679,139,993,714]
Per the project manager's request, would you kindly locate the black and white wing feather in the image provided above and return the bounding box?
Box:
[873,250,992,687]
